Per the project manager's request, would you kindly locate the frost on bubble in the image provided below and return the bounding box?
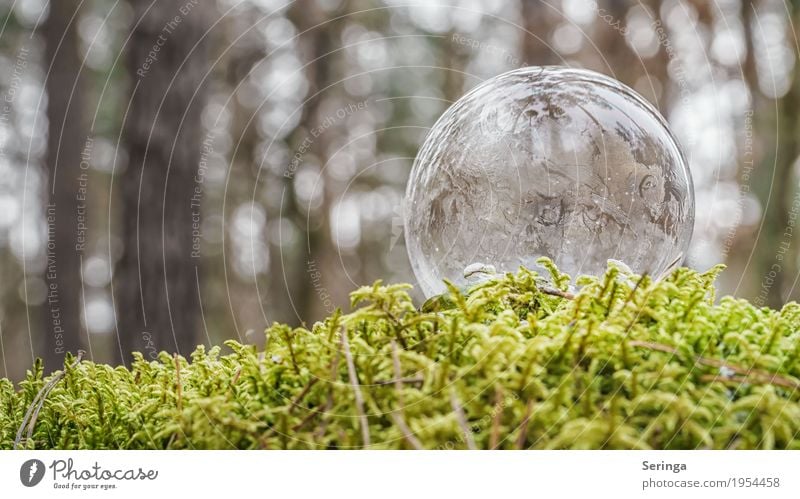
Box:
[404,66,694,298]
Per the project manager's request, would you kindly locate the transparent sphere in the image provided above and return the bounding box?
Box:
[404,66,694,298]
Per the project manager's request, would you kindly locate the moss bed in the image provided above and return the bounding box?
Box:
[2,260,800,449]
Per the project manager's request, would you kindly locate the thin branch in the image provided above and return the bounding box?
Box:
[700,373,798,390]
[630,340,800,390]
[313,348,341,442]
[291,407,322,432]
[390,412,423,450]
[489,385,504,450]
[515,399,535,450]
[391,340,403,392]
[174,354,182,413]
[614,273,648,314]
[699,374,746,385]
[342,326,370,448]
[261,377,320,442]
[282,329,301,375]
[373,376,425,386]
[539,286,575,300]
[655,252,683,282]
[450,390,476,450]
[383,308,408,349]
[388,341,423,449]
[230,367,242,387]
[290,377,319,410]
[15,351,85,449]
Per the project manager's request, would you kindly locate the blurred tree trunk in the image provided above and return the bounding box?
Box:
[115,0,211,364]
[444,29,466,101]
[773,76,800,303]
[784,1,800,301]
[588,0,636,84]
[642,0,669,111]
[287,0,347,325]
[744,0,800,307]
[521,0,557,65]
[42,0,86,372]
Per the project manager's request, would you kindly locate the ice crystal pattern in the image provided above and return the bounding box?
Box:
[405,66,694,298]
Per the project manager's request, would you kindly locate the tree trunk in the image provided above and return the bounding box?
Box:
[521,0,557,65]
[642,0,670,111]
[287,0,346,326]
[115,0,211,364]
[781,1,800,301]
[42,0,86,372]
[743,0,800,307]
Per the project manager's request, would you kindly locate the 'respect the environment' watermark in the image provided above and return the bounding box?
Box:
[19,458,158,491]
[45,203,64,355]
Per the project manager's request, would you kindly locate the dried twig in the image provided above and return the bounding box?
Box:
[261,377,320,442]
[699,374,746,386]
[450,390,476,450]
[342,327,370,447]
[291,408,322,432]
[15,351,85,449]
[282,329,301,375]
[313,348,341,442]
[381,307,408,349]
[514,399,535,450]
[630,340,800,390]
[388,341,423,449]
[391,341,403,392]
[655,252,684,282]
[229,367,242,387]
[700,373,798,389]
[290,378,319,409]
[174,354,183,413]
[281,379,324,433]
[615,273,648,314]
[373,376,425,386]
[390,412,423,450]
[539,286,575,300]
[489,385,504,450]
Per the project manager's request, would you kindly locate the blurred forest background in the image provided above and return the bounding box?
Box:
[0,0,797,379]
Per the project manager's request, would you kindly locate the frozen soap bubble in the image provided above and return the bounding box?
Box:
[404,66,694,298]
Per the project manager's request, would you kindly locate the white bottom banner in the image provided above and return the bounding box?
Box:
[1,451,796,498]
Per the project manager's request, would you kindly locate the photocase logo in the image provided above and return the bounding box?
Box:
[20,459,45,487]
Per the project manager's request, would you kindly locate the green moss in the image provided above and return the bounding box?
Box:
[3,260,800,449]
